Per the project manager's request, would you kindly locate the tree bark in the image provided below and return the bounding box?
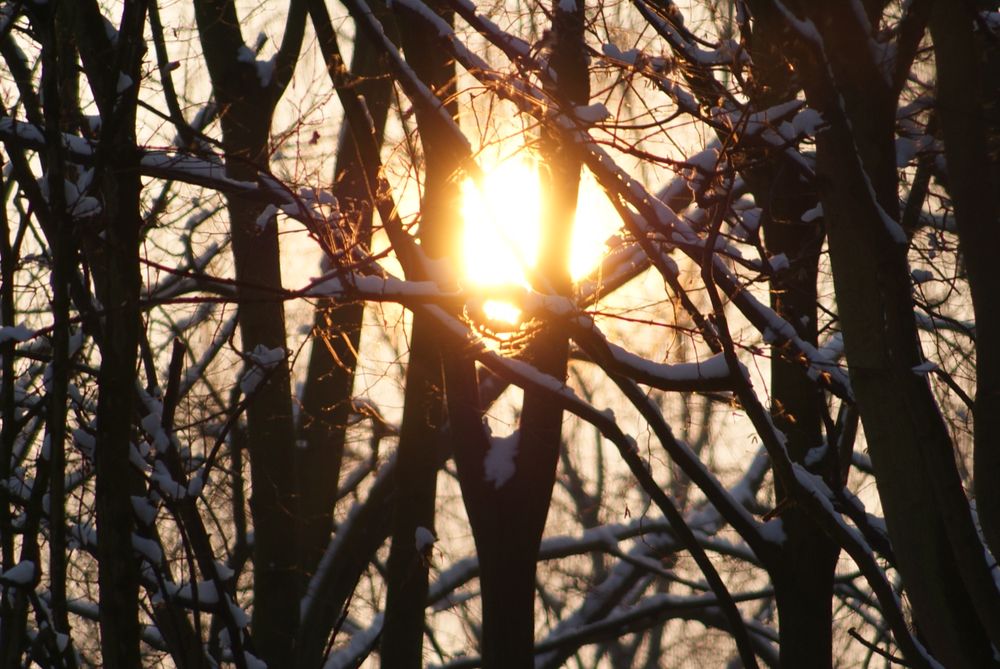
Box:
[67,1,150,665]
[193,1,307,663]
[929,0,1000,568]
[297,0,397,580]
[379,4,458,663]
[40,9,78,666]
[743,8,839,666]
[449,2,589,665]
[787,5,1000,664]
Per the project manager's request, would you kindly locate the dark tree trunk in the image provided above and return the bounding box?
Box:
[930,0,1000,568]
[742,8,839,666]
[757,168,837,669]
[297,1,397,581]
[68,2,150,665]
[41,11,78,667]
[786,5,1000,664]
[379,4,458,664]
[222,111,302,668]
[450,2,589,666]
[193,1,307,663]
[380,317,443,667]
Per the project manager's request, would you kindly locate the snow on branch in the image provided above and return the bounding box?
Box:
[375,6,849,401]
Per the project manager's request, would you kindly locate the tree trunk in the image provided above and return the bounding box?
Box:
[791,6,1000,664]
[929,0,1000,567]
[759,172,837,669]
[223,110,302,666]
[379,4,458,663]
[75,2,149,665]
[451,3,589,665]
[297,1,397,580]
[743,9,839,665]
[193,1,307,662]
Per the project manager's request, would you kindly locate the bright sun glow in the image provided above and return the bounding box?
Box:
[461,155,620,323]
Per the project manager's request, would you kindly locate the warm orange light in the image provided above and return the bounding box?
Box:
[461,155,619,323]
[460,157,542,290]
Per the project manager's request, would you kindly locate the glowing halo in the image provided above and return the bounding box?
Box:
[460,153,619,323]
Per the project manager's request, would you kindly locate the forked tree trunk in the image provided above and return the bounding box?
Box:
[742,8,839,666]
[929,0,1000,570]
[379,4,459,665]
[450,2,589,666]
[789,5,1000,665]
[193,1,307,663]
[297,2,397,581]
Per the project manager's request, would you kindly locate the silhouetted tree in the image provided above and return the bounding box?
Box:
[1,1,997,667]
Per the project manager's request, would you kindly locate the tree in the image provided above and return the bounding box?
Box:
[0,0,997,667]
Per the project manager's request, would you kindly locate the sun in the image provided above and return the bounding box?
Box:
[460,155,619,323]
[460,158,541,289]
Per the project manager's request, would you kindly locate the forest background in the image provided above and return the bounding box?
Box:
[0,0,998,667]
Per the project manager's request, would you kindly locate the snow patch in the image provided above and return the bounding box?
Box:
[323,614,383,669]
[255,58,276,87]
[609,346,732,384]
[415,526,436,552]
[151,460,185,500]
[738,207,761,235]
[484,432,518,488]
[73,429,96,460]
[116,73,133,94]
[187,476,204,499]
[801,203,823,223]
[244,653,267,669]
[39,175,102,219]
[164,579,220,605]
[791,108,824,136]
[132,533,164,563]
[574,103,610,124]
[803,442,829,468]
[895,136,920,167]
[235,45,276,86]
[240,345,286,394]
[759,519,786,545]
[602,43,641,64]
[687,146,720,171]
[0,325,33,344]
[768,253,789,273]
[140,409,170,450]
[0,560,36,585]
[256,204,279,231]
[131,496,158,526]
